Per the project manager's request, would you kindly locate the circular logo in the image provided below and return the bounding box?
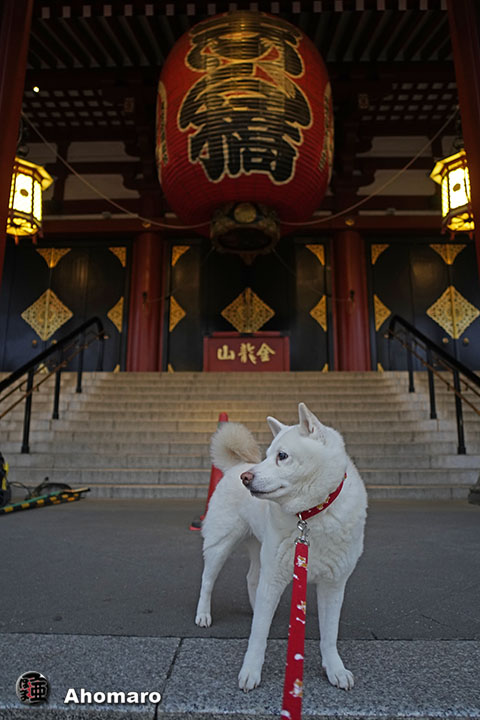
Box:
[16,671,49,705]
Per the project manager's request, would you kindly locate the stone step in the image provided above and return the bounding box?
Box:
[64,398,432,411]
[361,468,478,485]
[8,466,478,486]
[2,369,478,502]
[6,408,446,428]
[6,451,480,471]
[2,394,434,416]
[85,483,470,501]
[68,388,480,402]
[4,439,479,456]
[93,374,402,383]
[9,452,213,469]
[4,417,456,433]
[89,376,406,385]
[5,428,473,445]
[55,409,441,423]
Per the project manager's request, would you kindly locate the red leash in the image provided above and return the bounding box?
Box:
[280,474,346,720]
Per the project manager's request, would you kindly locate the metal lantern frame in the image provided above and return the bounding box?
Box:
[430,148,474,236]
[7,156,53,242]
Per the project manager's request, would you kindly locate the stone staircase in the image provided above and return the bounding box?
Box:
[2,370,479,500]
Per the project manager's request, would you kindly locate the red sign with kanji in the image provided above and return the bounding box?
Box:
[204,332,289,372]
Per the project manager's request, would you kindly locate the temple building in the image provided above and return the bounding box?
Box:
[0,1,479,377]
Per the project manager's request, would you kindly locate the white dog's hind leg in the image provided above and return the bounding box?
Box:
[238,575,287,691]
[245,536,261,611]
[316,581,354,691]
[195,526,247,627]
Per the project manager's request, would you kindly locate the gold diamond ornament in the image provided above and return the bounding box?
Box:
[171,245,190,267]
[426,286,480,339]
[36,247,71,268]
[310,296,327,331]
[306,245,325,266]
[109,247,127,267]
[374,294,391,331]
[429,244,466,265]
[21,289,73,341]
[169,296,186,332]
[107,297,124,333]
[221,287,274,333]
[371,244,389,265]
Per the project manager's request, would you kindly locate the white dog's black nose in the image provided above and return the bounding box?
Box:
[241,471,254,487]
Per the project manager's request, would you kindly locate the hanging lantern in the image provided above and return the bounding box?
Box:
[156,10,334,259]
[7,156,53,243]
[430,149,474,236]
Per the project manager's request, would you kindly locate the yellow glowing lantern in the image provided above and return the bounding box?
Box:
[430,149,474,235]
[7,157,53,242]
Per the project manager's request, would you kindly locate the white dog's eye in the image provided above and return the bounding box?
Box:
[277,451,288,461]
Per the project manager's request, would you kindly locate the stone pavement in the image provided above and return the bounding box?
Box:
[1,498,479,718]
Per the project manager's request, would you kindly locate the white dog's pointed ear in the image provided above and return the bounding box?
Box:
[267,416,286,437]
[298,403,327,443]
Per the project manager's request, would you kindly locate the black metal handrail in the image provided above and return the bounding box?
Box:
[387,314,480,455]
[0,316,105,453]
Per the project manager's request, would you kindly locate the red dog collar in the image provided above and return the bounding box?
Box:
[296,473,346,522]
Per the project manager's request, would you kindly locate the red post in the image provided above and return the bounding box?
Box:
[0,0,34,287]
[190,412,229,531]
[332,229,371,371]
[447,0,480,279]
[126,231,165,371]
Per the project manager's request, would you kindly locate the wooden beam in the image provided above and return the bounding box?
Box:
[45,161,141,175]
[50,17,93,68]
[28,31,59,68]
[29,1,452,16]
[34,19,76,68]
[358,157,435,171]
[26,124,137,143]
[420,13,449,61]
[366,11,400,62]
[24,62,455,93]
[44,198,141,215]
[42,213,444,238]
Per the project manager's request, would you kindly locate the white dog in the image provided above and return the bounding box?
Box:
[195,403,367,692]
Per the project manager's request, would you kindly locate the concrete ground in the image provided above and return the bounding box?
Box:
[1,498,480,718]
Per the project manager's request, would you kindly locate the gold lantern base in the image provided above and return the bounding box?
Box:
[211,203,280,264]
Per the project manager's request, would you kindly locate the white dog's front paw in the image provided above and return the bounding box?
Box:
[323,661,354,691]
[195,612,212,627]
[238,662,262,692]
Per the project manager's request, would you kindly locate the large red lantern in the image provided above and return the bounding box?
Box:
[156,11,333,258]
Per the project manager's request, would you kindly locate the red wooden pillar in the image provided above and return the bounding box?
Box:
[447,0,480,278]
[0,0,34,286]
[332,229,371,371]
[126,231,166,371]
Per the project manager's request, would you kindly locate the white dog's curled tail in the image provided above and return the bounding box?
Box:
[210,422,261,473]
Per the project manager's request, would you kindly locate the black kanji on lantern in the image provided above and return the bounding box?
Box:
[179,13,312,184]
